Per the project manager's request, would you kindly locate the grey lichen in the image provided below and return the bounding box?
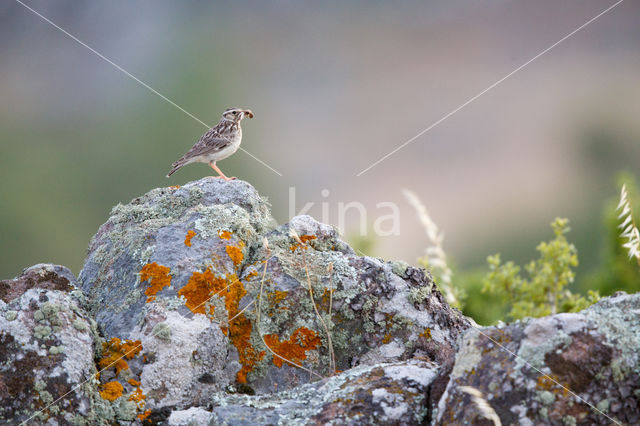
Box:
[152,322,172,341]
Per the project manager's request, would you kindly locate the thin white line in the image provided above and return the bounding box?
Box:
[356,0,625,176]
[239,147,283,177]
[14,0,283,177]
[473,327,622,425]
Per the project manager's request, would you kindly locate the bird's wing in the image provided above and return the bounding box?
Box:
[172,129,233,166]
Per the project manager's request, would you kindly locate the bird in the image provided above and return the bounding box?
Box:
[166,107,254,180]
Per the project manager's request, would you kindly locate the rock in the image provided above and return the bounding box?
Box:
[205,358,439,425]
[0,264,108,424]
[78,178,471,413]
[5,179,640,425]
[435,292,640,425]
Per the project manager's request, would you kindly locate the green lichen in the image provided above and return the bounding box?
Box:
[115,399,137,421]
[152,322,172,341]
[4,310,17,321]
[34,310,45,321]
[34,380,47,392]
[49,345,64,355]
[539,407,548,419]
[391,260,410,278]
[34,325,52,340]
[362,296,379,334]
[451,330,481,379]
[538,390,555,405]
[408,285,432,305]
[73,319,89,331]
[41,302,63,326]
[517,319,571,370]
[596,399,609,413]
[562,415,577,426]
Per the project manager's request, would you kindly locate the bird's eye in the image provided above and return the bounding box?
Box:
[232,111,237,114]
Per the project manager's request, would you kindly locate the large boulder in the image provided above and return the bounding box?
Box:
[78,178,471,414]
[436,292,640,425]
[0,264,112,424]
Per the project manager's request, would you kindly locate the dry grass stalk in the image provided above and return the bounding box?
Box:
[402,189,460,307]
[459,386,502,426]
[255,237,323,379]
[327,262,334,317]
[617,184,640,264]
[290,230,337,375]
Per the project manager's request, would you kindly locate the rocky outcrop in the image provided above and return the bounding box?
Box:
[2,178,639,425]
[0,264,110,424]
[436,292,640,425]
[78,178,470,417]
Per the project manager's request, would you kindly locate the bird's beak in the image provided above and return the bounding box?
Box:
[243,110,254,119]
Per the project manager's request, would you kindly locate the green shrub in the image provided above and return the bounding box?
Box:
[483,218,599,321]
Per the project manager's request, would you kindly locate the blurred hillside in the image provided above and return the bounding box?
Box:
[1,0,639,298]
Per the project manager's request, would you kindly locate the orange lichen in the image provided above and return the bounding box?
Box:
[218,230,232,240]
[178,267,264,382]
[290,234,316,251]
[140,262,172,302]
[269,290,288,305]
[178,268,227,315]
[128,387,146,405]
[184,230,197,247]
[264,327,321,368]
[128,378,141,387]
[229,308,265,383]
[382,334,392,344]
[138,409,152,421]
[98,337,142,376]
[267,291,289,317]
[419,328,432,339]
[321,287,334,308]
[168,185,181,189]
[300,235,317,243]
[537,374,569,396]
[226,245,244,267]
[99,381,124,401]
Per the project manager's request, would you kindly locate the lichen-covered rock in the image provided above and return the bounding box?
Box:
[436,292,640,425]
[79,178,470,413]
[242,215,469,396]
[165,358,438,425]
[0,264,107,424]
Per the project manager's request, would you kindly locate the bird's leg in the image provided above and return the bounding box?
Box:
[209,161,236,181]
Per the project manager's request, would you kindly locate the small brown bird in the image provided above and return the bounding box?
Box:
[167,107,254,180]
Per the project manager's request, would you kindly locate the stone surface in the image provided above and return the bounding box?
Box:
[436,292,640,425]
[204,358,439,425]
[78,178,471,414]
[0,264,109,424]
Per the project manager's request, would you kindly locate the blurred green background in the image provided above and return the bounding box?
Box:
[1,1,639,323]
